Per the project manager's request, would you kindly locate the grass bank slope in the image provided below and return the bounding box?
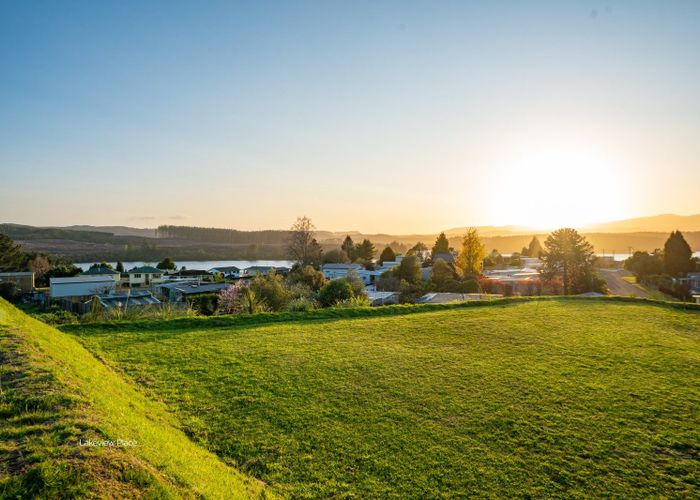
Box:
[0,298,268,498]
[68,299,700,497]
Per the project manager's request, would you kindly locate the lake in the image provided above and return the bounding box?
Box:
[75,260,296,272]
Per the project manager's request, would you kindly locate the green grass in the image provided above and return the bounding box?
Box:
[65,298,700,497]
[0,298,269,498]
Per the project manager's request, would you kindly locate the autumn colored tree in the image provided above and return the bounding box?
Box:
[455,228,486,278]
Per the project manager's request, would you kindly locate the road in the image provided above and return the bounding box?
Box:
[598,269,652,298]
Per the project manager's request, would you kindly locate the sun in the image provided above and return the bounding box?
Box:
[480,148,629,230]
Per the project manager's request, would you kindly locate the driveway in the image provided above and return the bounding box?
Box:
[598,269,652,298]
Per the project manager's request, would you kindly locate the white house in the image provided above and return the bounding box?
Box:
[79,266,121,284]
[125,266,166,288]
[209,266,245,278]
[50,276,116,300]
[321,263,382,287]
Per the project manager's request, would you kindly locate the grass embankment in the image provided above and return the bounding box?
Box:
[0,298,268,498]
[66,298,700,497]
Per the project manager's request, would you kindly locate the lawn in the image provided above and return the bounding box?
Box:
[67,299,700,498]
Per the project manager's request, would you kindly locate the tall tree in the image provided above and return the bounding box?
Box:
[408,242,428,256]
[0,233,25,272]
[355,239,376,262]
[378,246,396,266]
[540,228,596,294]
[341,235,356,261]
[527,236,544,258]
[663,230,693,276]
[455,228,485,277]
[116,261,125,273]
[431,232,450,258]
[287,216,322,267]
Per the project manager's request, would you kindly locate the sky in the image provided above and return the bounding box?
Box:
[1,1,699,234]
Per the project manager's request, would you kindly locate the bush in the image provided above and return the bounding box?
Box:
[188,293,219,316]
[318,279,353,307]
[287,297,317,312]
[0,281,19,301]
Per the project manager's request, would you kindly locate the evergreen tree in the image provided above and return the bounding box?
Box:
[0,233,25,272]
[431,232,450,258]
[663,230,693,276]
[116,261,125,273]
[527,236,544,258]
[540,228,597,294]
[355,239,376,262]
[378,246,396,266]
[341,235,356,261]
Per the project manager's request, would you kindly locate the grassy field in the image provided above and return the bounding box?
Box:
[65,298,700,498]
[0,299,268,498]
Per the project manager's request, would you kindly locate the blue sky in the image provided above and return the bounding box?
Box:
[1,1,699,232]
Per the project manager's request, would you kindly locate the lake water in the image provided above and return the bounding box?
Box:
[75,260,296,272]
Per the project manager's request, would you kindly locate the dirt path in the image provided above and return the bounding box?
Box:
[598,269,652,298]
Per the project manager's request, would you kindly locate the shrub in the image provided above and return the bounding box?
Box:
[0,281,19,301]
[287,297,317,312]
[318,279,353,307]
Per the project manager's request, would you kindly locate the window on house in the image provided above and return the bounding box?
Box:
[134,274,142,278]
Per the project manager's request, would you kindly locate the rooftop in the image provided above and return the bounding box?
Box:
[81,266,120,275]
[128,266,162,274]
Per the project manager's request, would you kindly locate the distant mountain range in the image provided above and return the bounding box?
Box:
[46,213,700,238]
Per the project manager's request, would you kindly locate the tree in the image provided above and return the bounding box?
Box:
[287,265,326,292]
[408,242,428,255]
[318,279,353,307]
[116,261,125,273]
[345,270,367,298]
[341,235,356,261]
[527,236,544,258]
[90,261,114,270]
[27,255,50,280]
[287,216,322,267]
[455,228,485,278]
[157,257,177,270]
[431,232,450,258]
[540,228,597,295]
[663,230,693,276]
[624,250,664,281]
[355,239,376,265]
[394,254,422,284]
[430,258,455,290]
[378,246,396,266]
[250,270,289,311]
[322,249,350,264]
[0,233,25,272]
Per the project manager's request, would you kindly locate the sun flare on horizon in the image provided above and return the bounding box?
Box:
[479,148,630,231]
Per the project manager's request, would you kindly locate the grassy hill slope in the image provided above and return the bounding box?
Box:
[0,299,268,498]
[66,299,700,497]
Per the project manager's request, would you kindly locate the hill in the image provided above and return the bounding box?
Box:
[583,213,700,233]
[64,298,700,497]
[0,299,267,498]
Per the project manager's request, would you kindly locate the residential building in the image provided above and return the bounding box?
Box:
[209,266,245,278]
[88,290,161,309]
[168,269,214,281]
[50,276,116,300]
[0,272,35,294]
[321,263,382,286]
[245,265,290,276]
[124,266,165,288]
[80,266,121,283]
[673,272,700,295]
[416,292,503,304]
[366,291,400,306]
[168,282,228,302]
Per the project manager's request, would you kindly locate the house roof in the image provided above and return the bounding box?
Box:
[50,276,117,285]
[209,266,241,272]
[128,266,162,274]
[170,269,212,276]
[246,266,290,274]
[173,283,228,295]
[433,253,455,263]
[81,266,120,275]
[90,290,161,308]
[0,272,34,277]
[321,263,364,270]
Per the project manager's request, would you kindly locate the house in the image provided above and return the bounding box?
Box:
[154,280,198,302]
[50,276,116,300]
[673,272,700,295]
[366,291,400,306]
[320,263,382,286]
[520,257,543,269]
[416,292,503,304]
[168,269,213,281]
[432,252,456,265]
[0,272,35,294]
[80,266,121,283]
[209,266,245,278]
[168,282,228,302]
[482,267,541,295]
[245,265,290,276]
[87,290,161,310]
[124,266,165,288]
[693,294,700,305]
